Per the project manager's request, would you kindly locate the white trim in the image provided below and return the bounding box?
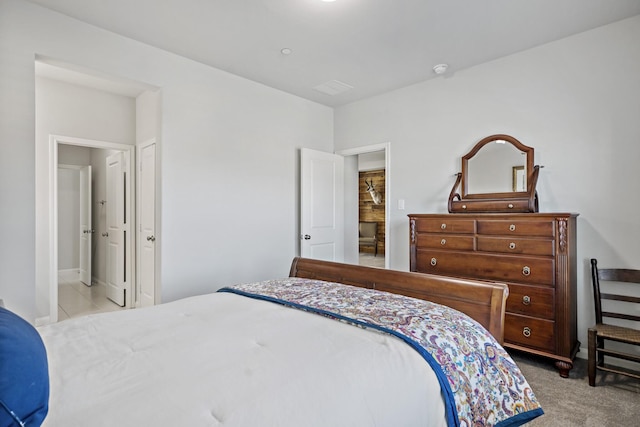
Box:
[337,142,389,156]
[35,316,51,327]
[336,142,391,270]
[58,164,84,170]
[91,277,107,288]
[57,268,80,284]
[48,136,59,323]
[47,135,136,324]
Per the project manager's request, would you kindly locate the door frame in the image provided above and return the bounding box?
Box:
[79,165,92,286]
[336,142,391,270]
[47,135,136,323]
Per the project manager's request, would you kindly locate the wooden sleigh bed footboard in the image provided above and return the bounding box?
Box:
[289,257,509,343]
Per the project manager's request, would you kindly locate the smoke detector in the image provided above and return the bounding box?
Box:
[433,64,449,75]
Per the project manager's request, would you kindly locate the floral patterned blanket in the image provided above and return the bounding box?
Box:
[219,278,543,427]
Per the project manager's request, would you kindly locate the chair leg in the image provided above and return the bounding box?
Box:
[374,242,377,257]
[588,328,597,386]
[596,336,605,366]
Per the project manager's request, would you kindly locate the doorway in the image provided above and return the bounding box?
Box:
[48,136,136,323]
[358,166,386,269]
[337,143,391,270]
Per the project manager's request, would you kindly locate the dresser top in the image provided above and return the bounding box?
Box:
[408,212,578,219]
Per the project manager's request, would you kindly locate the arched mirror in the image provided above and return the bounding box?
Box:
[448,134,540,213]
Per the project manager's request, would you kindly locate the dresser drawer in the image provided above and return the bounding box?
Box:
[415,250,555,286]
[477,219,555,237]
[504,313,555,353]
[450,198,532,213]
[417,234,475,251]
[477,236,554,256]
[414,218,475,234]
[506,283,555,320]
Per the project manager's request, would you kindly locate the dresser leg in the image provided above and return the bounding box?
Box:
[555,360,573,378]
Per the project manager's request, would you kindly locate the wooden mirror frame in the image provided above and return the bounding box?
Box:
[448,134,540,213]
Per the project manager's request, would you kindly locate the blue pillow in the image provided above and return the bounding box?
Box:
[0,307,49,426]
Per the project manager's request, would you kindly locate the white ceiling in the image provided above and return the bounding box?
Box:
[26,0,640,106]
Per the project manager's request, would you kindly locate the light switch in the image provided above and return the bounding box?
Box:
[398,199,405,210]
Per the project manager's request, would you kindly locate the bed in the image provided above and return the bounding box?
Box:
[18,257,542,426]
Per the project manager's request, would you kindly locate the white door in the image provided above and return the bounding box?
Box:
[106,152,128,306]
[79,166,92,286]
[138,141,156,307]
[300,148,344,262]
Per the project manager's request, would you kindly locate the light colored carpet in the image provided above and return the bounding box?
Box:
[511,351,640,426]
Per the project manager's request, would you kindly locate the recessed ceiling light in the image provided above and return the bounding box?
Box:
[280,48,292,55]
[433,64,449,75]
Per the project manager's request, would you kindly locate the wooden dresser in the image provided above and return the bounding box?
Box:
[409,213,579,377]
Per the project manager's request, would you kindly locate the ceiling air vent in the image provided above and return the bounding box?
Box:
[313,80,354,96]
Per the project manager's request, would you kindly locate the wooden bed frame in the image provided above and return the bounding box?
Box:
[289,257,509,343]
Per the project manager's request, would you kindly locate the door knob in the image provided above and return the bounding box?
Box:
[101,232,109,237]
[147,235,156,242]
[303,234,311,240]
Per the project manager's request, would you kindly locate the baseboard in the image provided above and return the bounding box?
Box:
[576,347,640,371]
[91,277,107,287]
[35,316,51,327]
[58,268,80,282]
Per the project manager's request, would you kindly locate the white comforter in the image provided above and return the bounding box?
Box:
[39,291,447,427]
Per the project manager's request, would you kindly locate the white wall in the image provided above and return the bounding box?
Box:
[136,90,161,144]
[36,76,136,145]
[358,151,386,171]
[334,15,640,359]
[0,0,333,321]
[35,74,136,315]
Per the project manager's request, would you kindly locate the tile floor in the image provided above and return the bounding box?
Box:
[58,270,125,321]
[58,257,383,322]
[358,252,385,268]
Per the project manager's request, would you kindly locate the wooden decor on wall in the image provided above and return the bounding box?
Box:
[359,170,385,255]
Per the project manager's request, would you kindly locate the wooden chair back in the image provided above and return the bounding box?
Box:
[591,259,640,325]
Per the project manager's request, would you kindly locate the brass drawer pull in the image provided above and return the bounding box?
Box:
[440,239,446,245]
[522,266,531,276]
[523,327,532,338]
[462,205,467,210]
[508,203,514,209]
[522,295,531,305]
[509,242,516,250]
[430,257,437,266]
[509,224,516,232]
[440,223,447,230]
